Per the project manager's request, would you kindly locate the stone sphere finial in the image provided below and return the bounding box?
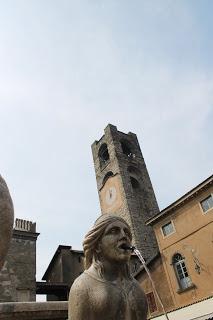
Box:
[0,175,14,270]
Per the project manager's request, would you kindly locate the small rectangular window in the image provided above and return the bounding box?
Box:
[200,195,213,213]
[146,292,157,313]
[161,221,175,237]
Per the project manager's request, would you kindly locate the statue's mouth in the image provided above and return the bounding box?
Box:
[118,243,133,252]
[118,243,135,252]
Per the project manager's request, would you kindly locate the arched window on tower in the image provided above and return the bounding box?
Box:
[172,253,192,290]
[130,176,140,190]
[128,166,141,193]
[98,143,110,167]
[120,140,135,158]
[103,171,113,185]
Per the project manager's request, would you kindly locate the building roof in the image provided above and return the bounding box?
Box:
[42,245,83,281]
[146,174,213,226]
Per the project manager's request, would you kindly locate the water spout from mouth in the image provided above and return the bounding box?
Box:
[120,244,135,252]
[133,247,169,320]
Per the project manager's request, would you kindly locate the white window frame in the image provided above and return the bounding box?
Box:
[172,253,192,291]
[199,193,213,214]
[161,220,175,238]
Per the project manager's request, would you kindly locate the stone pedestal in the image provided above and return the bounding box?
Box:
[0,301,68,320]
[0,175,14,270]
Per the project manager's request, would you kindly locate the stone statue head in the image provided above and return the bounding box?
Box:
[0,175,14,270]
[83,214,132,278]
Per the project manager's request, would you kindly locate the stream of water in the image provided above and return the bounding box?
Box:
[133,248,170,320]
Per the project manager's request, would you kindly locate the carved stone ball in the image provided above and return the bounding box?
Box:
[0,175,14,270]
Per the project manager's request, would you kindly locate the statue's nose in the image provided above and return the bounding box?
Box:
[120,228,127,239]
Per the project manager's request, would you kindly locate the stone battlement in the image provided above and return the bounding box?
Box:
[14,219,36,233]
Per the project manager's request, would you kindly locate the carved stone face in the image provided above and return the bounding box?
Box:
[98,220,132,263]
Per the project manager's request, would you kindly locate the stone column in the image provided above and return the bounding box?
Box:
[0,175,14,270]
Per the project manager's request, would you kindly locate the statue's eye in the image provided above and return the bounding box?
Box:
[109,227,119,234]
[124,228,132,239]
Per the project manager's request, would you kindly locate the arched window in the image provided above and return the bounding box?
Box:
[130,177,140,189]
[120,140,135,158]
[98,143,109,167]
[103,171,113,185]
[172,253,192,290]
[127,166,141,192]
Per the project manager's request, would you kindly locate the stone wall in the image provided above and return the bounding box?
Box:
[0,219,39,302]
[0,301,67,320]
[91,124,159,260]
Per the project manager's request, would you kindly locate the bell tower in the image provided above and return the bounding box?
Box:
[91,124,159,260]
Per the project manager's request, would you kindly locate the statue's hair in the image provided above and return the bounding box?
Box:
[83,214,132,278]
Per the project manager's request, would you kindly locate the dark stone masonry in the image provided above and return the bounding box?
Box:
[92,124,159,261]
[0,219,39,302]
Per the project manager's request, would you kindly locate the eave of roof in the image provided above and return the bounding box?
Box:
[42,245,71,280]
[146,174,213,226]
[71,249,84,254]
[12,229,40,240]
[42,245,83,280]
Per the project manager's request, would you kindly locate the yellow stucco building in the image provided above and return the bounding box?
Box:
[137,175,213,319]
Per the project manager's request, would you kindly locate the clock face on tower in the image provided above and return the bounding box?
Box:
[100,175,122,213]
[105,186,117,205]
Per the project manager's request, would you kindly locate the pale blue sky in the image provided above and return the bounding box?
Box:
[0,1,212,290]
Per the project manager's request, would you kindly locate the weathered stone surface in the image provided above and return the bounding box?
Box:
[0,175,14,270]
[91,124,159,261]
[0,223,39,302]
[0,301,67,320]
[68,214,148,320]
